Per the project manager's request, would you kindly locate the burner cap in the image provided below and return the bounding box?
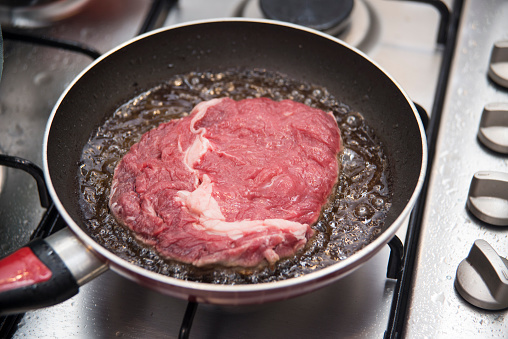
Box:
[0,0,89,28]
[260,0,354,32]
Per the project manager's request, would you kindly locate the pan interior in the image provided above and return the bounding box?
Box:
[46,20,424,285]
[78,68,392,283]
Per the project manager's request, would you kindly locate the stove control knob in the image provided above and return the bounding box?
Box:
[488,40,508,88]
[467,171,508,226]
[455,239,508,310]
[478,103,508,154]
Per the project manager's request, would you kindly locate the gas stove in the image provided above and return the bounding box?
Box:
[0,0,507,338]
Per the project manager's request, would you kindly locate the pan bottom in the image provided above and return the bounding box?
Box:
[78,68,392,284]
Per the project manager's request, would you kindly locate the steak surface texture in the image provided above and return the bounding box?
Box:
[109,97,342,267]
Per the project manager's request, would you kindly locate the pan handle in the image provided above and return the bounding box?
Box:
[0,228,107,315]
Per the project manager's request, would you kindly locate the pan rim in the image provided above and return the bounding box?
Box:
[42,18,427,297]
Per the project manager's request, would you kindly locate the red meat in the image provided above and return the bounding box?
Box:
[109,97,342,267]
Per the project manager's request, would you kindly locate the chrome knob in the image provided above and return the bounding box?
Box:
[478,103,508,154]
[488,40,508,88]
[455,239,508,310]
[467,171,508,226]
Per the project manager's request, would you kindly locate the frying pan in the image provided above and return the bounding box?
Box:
[0,19,427,315]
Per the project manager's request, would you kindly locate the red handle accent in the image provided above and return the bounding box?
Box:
[0,247,52,293]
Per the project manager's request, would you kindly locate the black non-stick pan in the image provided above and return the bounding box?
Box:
[0,19,426,315]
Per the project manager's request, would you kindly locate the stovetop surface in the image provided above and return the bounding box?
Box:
[405,0,508,337]
[1,0,507,338]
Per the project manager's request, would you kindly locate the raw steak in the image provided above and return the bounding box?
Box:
[109,97,342,267]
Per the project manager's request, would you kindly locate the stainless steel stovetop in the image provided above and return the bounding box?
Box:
[0,0,507,337]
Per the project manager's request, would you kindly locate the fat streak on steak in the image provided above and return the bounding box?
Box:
[109,97,342,267]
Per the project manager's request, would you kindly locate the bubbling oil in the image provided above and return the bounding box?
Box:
[78,69,391,284]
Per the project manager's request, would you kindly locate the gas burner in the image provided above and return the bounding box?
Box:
[238,0,374,50]
[0,0,89,28]
[259,0,354,34]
